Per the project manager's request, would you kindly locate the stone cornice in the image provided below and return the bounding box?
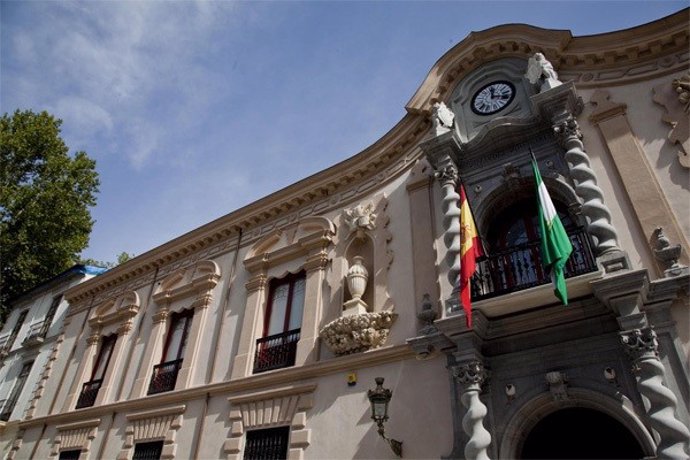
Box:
[17,343,415,429]
[64,115,428,305]
[407,8,689,114]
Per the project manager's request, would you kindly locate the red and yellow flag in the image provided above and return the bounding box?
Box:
[460,184,483,328]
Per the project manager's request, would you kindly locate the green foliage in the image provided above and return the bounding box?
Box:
[1,110,100,313]
[80,251,134,269]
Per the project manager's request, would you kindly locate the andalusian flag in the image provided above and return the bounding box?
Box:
[460,184,483,328]
[532,156,573,305]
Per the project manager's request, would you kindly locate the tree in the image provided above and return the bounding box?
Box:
[1,110,100,314]
[80,251,135,269]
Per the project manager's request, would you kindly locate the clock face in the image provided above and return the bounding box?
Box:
[471,81,515,115]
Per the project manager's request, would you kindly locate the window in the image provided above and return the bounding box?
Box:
[0,361,33,421]
[2,310,28,353]
[471,196,596,300]
[244,427,290,460]
[253,272,305,373]
[148,309,193,394]
[58,450,82,460]
[132,440,164,460]
[75,334,117,408]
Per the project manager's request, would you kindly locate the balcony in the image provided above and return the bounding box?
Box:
[253,329,300,374]
[147,359,183,395]
[75,379,103,409]
[23,321,49,346]
[0,335,9,357]
[471,228,597,301]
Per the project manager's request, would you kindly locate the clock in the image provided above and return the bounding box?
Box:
[471,81,515,115]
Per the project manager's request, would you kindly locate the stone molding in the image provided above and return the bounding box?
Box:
[50,418,101,458]
[89,291,141,336]
[152,260,221,307]
[407,10,689,114]
[224,384,316,460]
[118,405,186,460]
[17,344,413,430]
[24,325,68,420]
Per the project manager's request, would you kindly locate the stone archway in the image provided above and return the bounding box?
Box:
[499,389,656,459]
[520,407,645,459]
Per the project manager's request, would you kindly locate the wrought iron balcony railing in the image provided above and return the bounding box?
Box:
[147,358,183,395]
[23,320,49,346]
[253,329,300,374]
[471,228,597,302]
[0,399,7,422]
[75,379,103,409]
[0,335,9,355]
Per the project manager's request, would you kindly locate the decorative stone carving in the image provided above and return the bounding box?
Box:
[545,371,569,401]
[343,256,369,316]
[652,227,687,277]
[431,101,455,136]
[319,311,397,356]
[620,327,690,458]
[554,115,620,257]
[525,52,562,93]
[416,294,438,335]
[434,158,462,311]
[343,203,377,239]
[450,361,491,460]
[653,72,690,168]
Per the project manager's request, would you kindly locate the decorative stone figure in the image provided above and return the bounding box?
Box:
[343,203,377,237]
[431,101,455,136]
[525,52,562,92]
[344,256,369,316]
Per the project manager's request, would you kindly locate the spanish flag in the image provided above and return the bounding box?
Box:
[460,184,483,328]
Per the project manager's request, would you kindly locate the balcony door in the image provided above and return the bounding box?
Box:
[254,272,305,373]
[148,309,193,394]
[76,334,117,408]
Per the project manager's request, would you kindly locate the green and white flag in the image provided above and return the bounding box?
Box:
[532,157,573,304]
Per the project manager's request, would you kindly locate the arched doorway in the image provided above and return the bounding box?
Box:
[520,407,646,459]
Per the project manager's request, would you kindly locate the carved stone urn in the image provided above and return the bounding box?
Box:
[344,256,369,316]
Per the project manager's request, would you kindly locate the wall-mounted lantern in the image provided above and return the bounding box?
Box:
[367,377,403,457]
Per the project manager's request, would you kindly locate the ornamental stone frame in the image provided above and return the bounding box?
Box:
[131,260,221,398]
[62,291,141,411]
[231,217,335,379]
[117,405,186,460]
[50,418,101,459]
[223,384,316,460]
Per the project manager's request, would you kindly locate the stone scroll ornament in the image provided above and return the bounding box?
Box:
[553,116,620,255]
[621,328,690,458]
[452,361,491,460]
[653,72,690,168]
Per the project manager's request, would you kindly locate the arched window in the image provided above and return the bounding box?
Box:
[472,193,595,300]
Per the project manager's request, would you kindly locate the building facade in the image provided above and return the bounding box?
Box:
[0,266,106,448]
[2,10,689,460]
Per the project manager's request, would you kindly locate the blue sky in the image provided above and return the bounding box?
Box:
[1,1,686,263]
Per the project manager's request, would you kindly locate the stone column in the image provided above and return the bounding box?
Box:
[62,331,100,412]
[451,360,491,460]
[130,307,169,398]
[553,115,620,256]
[295,251,328,366]
[434,158,462,313]
[620,327,690,459]
[230,274,267,379]
[175,294,211,390]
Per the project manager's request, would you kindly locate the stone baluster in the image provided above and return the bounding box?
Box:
[554,115,620,255]
[621,328,690,459]
[452,361,492,460]
[435,162,461,309]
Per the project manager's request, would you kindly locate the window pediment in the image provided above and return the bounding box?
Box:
[88,291,140,332]
[245,217,335,274]
[153,260,221,304]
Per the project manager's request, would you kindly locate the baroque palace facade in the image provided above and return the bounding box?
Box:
[1,9,689,460]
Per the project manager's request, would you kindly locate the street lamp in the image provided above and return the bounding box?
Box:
[367,377,403,457]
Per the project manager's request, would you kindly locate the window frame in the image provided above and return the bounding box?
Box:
[262,271,306,338]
